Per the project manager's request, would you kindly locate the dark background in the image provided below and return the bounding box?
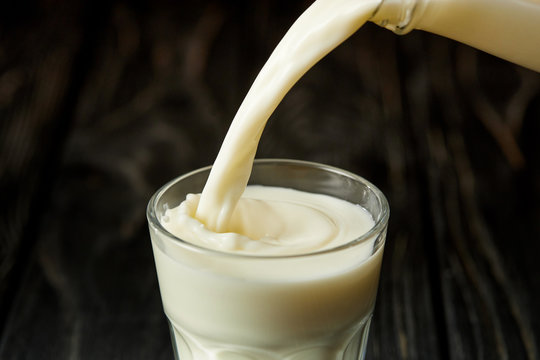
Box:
[1,0,539,359]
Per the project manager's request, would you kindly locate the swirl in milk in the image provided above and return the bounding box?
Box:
[162,185,375,256]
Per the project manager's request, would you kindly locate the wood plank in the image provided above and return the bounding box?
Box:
[1,1,538,359]
[400,34,540,359]
[0,0,91,330]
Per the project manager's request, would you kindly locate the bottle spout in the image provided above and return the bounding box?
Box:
[370,0,421,34]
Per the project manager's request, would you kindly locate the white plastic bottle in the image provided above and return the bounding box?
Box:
[370,0,540,72]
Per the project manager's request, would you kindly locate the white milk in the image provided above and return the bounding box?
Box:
[151,185,384,359]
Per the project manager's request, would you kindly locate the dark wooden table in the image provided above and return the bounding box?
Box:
[1,0,539,359]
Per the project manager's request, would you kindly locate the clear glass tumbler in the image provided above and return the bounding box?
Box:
[147,159,389,360]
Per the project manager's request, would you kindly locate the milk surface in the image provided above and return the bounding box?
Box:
[163,185,375,256]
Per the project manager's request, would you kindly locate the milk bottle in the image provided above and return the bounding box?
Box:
[372,0,540,72]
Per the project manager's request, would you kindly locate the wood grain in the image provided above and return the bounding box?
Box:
[0,0,87,330]
[0,1,539,359]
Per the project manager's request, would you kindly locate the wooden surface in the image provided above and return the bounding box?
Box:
[1,0,539,359]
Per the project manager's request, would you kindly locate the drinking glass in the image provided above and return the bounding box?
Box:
[147,159,389,360]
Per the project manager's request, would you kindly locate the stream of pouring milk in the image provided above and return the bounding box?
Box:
[189,0,540,239]
[194,0,382,234]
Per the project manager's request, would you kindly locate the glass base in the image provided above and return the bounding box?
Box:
[168,315,372,360]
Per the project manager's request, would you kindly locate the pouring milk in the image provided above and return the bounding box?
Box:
[194,0,540,237]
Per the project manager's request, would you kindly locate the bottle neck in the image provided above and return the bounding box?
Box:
[370,0,425,35]
[370,0,540,72]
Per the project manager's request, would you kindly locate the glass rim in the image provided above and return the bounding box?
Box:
[146,158,389,260]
